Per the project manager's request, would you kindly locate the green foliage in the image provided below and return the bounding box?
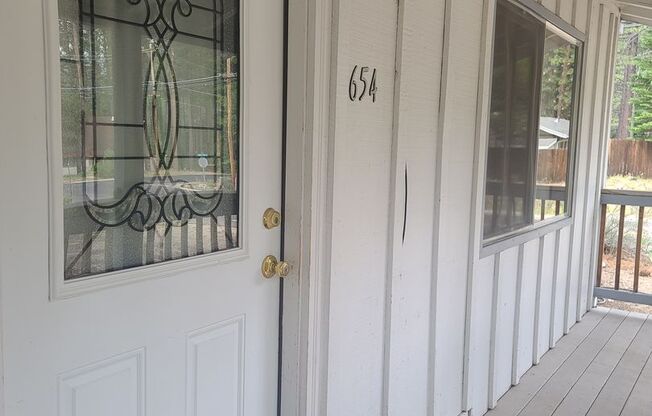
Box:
[611,22,652,140]
[58,16,241,182]
[631,26,652,138]
[612,23,636,137]
[95,149,114,179]
[540,42,576,120]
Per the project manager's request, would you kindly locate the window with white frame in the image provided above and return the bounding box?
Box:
[483,0,582,242]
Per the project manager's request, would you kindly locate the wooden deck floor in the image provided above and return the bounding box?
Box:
[486,307,652,416]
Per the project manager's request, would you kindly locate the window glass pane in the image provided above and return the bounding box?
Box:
[58,0,240,280]
[484,0,545,240]
[534,29,578,222]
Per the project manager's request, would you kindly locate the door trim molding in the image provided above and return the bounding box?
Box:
[281,0,336,414]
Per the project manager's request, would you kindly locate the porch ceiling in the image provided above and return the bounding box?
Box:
[620,0,652,24]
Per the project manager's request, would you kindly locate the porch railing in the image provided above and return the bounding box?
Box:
[595,189,652,306]
[63,190,239,280]
[535,185,567,221]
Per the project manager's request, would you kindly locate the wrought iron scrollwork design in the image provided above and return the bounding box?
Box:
[81,0,227,233]
[85,177,223,232]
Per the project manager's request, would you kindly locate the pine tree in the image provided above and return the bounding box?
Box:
[540,41,576,120]
[631,26,652,139]
[613,23,641,139]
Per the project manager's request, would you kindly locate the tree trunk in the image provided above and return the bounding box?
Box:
[617,32,639,139]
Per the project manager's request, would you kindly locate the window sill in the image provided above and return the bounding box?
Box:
[480,216,573,258]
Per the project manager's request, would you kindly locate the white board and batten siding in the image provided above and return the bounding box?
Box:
[466,0,620,415]
[316,0,619,415]
[325,1,399,415]
[385,0,446,415]
[318,0,450,414]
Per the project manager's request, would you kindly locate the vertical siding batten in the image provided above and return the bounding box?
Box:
[516,239,542,380]
[487,253,501,409]
[586,8,620,313]
[549,229,562,348]
[574,0,590,32]
[572,0,578,27]
[579,4,610,318]
[577,3,610,324]
[431,0,485,413]
[463,0,499,412]
[560,0,590,336]
[533,236,546,364]
[383,2,404,412]
[427,0,452,411]
[384,0,445,413]
[538,233,557,361]
[554,227,572,342]
[493,247,520,404]
[561,0,574,22]
[574,0,602,328]
[566,0,598,333]
[542,0,557,13]
[470,255,498,414]
[511,244,526,385]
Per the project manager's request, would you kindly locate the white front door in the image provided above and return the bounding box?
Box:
[0,0,284,414]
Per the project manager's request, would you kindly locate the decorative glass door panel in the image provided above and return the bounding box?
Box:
[58,0,240,280]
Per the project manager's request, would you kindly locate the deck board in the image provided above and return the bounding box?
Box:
[485,308,607,415]
[486,308,652,416]
[519,309,628,416]
[620,330,652,416]
[552,312,645,415]
[586,315,652,416]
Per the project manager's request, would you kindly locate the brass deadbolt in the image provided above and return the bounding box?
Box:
[261,255,291,279]
[263,208,282,229]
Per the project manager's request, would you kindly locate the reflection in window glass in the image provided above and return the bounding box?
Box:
[484,0,544,240]
[59,0,240,280]
[483,0,580,241]
[535,29,578,222]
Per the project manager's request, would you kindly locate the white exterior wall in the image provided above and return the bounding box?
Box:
[318,0,620,415]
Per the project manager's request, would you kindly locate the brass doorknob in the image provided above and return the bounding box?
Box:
[263,208,282,229]
[261,255,292,278]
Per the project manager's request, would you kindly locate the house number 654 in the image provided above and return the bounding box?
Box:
[349,65,378,102]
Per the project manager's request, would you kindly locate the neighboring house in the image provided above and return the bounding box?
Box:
[539,116,570,149]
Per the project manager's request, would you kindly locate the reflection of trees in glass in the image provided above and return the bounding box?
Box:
[612,22,652,140]
[59,19,119,177]
[535,33,576,218]
[59,13,240,181]
[540,38,576,120]
[59,17,83,173]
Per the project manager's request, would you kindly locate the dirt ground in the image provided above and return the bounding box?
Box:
[598,254,652,314]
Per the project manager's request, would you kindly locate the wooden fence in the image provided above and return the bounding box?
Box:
[537,140,652,183]
[537,149,568,183]
[607,139,652,178]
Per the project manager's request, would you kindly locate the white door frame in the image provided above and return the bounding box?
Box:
[281,0,336,414]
